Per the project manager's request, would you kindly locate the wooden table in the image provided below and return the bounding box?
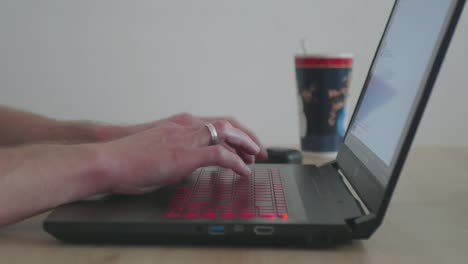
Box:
[1,146,467,263]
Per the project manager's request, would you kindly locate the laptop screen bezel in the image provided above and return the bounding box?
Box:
[336,0,466,216]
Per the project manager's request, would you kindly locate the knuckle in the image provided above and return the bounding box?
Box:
[212,145,224,155]
[174,112,194,124]
[214,120,232,134]
[227,116,239,125]
[211,145,226,161]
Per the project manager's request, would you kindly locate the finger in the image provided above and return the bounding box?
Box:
[214,120,260,155]
[112,184,162,195]
[237,149,255,164]
[222,141,255,164]
[188,145,252,176]
[171,115,266,160]
[202,117,268,160]
[220,142,236,154]
[219,142,254,164]
[191,120,261,156]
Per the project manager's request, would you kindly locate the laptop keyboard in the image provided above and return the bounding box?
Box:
[163,168,288,219]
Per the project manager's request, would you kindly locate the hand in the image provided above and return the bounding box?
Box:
[163,113,268,163]
[97,113,268,163]
[97,115,262,194]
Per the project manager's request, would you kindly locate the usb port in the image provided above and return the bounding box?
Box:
[208,226,225,235]
[253,226,274,236]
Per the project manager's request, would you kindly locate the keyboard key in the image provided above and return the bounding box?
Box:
[183,213,199,218]
[279,213,288,219]
[222,212,236,218]
[255,201,274,206]
[163,212,180,218]
[163,168,287,219]
[240,212,255,218]
[258,213,275,218]
[203,212,217,219]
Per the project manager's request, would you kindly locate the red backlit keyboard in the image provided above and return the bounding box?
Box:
[163,168,288,220]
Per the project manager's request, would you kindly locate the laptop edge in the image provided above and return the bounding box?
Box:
[42,0,466,246]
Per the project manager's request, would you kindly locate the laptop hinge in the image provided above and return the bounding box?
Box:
[330,162,379,239]
[335,164,370,216]
[331,162,370,215]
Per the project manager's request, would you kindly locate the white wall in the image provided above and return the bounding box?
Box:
[1,0,467,146]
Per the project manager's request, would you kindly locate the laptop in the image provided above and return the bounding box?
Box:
[43,0,466,246]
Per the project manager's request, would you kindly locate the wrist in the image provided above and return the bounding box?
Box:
[56,121,100,143]
[92,124,130,142]
[82,143,117,194]
[62,121,129,143]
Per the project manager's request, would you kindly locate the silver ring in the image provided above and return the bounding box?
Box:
[205,123,219,145]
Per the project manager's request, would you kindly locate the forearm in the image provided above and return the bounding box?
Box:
[0,144,110,226]
[0,105,109,145]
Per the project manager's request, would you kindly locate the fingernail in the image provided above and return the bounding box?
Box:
[261,149,268,159]
[243,164,252,175]
[253,144,261,154]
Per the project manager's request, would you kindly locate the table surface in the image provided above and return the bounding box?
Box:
[1,146,467,264]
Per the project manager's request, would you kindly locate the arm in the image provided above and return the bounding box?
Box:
[0,118,260,227]
[0,107,267,160]
[0,105,121,145]
[0,144,108,226]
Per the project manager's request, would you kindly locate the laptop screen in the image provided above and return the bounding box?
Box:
[343,0,458,186]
